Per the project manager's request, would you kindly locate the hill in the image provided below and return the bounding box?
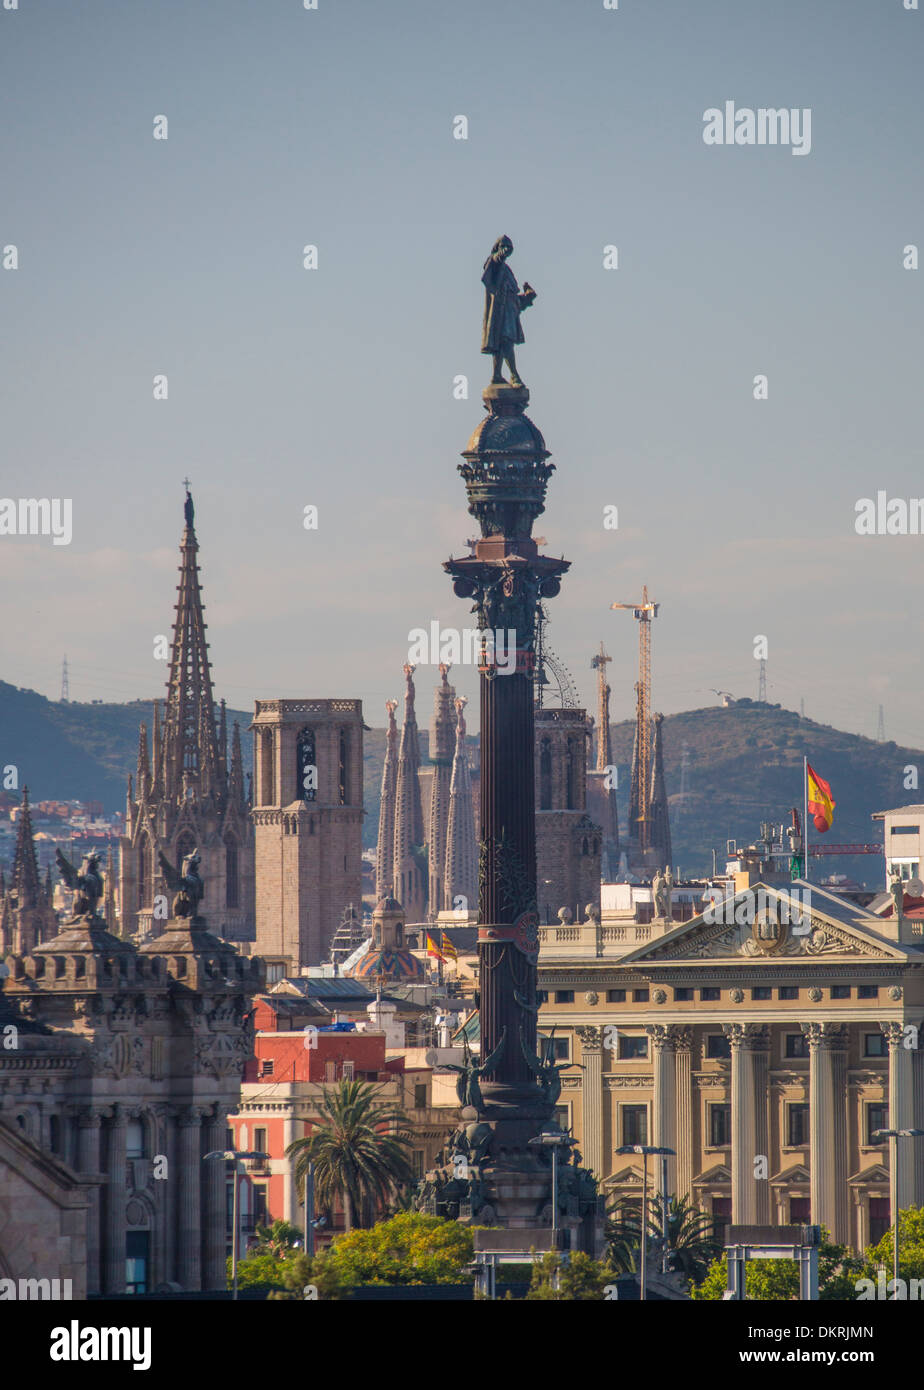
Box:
[1,682,914,883]
[0,682,252,809]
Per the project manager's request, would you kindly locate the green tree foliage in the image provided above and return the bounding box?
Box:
[286,1079,416,1231]
[323,1212,474,1286]
[225,1252,290,1293]
[606,1195,721,1286]
[692,1233,864,1301]
[250,1220,303,1258]
[266,1250,350,1301]
[525,1251,611,1301]
[863,1206,924,1284]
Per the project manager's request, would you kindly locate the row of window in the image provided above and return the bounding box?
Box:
[612,1101,891,1150]
[540,1031,896,1064]
[547,985,882,1004]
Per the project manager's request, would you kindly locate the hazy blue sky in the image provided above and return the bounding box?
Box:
[2,0,922,746]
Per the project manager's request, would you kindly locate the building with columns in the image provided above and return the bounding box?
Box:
[0,896,263,1294]
[537,873,924,1251]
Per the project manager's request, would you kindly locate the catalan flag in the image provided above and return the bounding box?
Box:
[807,763,835,833]
[441,932,459,962]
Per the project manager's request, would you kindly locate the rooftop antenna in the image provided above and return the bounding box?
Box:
[60,654,69,703]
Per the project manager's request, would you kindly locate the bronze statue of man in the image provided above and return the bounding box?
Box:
[481,235,536,386]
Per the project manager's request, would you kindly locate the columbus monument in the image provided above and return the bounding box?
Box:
[419,239,600,1252]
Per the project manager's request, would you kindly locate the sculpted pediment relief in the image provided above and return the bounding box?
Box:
[629,906,899,964]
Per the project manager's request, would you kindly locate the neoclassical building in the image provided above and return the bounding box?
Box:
[0,862,263,1294]
[537,872,924,1251]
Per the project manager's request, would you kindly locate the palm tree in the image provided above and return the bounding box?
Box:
[286,1079,417,1232]
[606,1194,721,1286]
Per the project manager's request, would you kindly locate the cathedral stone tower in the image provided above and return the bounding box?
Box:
[0,788,56,955]
[119,492,254,942]
[534,708,602,924]
[251,698,364,972]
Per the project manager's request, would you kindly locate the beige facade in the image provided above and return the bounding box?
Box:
[538,876,924,1251]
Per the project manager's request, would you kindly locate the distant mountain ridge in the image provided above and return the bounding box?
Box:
[0,682,914,882]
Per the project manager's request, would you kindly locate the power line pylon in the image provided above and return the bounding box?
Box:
[611,585,659,852]
[758,657,767,703]
[60,653,69,703]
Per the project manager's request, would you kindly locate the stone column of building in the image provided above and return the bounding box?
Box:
[282,1110,299,1223]
[802,1022,848,1243]
[674,1028,694,1204]
[724,1024,770,1224]
[177,1108,203,1290]
[103,1105,128,1294]
[77,1108,103,1294]
[648,1025,678,1193]
[913,1041,924,1206]
[882,1021,915,1210]
[576,1026,604,1177]
[202,1110,226,1291]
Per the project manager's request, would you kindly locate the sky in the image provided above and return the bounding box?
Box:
[1,0,922,745]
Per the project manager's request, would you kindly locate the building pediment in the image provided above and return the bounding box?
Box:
[621,881,908,965]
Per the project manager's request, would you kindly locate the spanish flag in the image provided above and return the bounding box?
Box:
[441,932,459,963]
[425,932,445,961]
[807,763,835,833]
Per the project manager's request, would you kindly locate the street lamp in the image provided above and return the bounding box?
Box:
[204,1150,269,1300]
[529,1130,577,1251]
[615,1144,676,1301]
[871,1128,924,1287]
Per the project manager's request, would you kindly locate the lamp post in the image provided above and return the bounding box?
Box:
[615,1144,676,1301]
[204,1150,269,1300]
[303,1159,316,1258]
[528,1130,577,1251]
[871,1127,924,1287]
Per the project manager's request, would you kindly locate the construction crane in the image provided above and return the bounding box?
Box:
[611,586,659,850]
[590,643,612,771]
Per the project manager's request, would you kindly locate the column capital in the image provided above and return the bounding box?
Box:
[646,1024,693,1052]
[576,1025,603,1050]
[77,1108,104,1129]
[177,1106,206,1128]
[801,1022,848,1050]
[723,1022,770,1051]
[880,1021,906,1049]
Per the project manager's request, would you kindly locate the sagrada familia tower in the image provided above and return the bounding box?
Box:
[375,665,477,923]
[119,492,254,942]
[419,236,600,1249]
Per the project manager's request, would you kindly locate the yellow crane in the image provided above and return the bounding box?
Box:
[610,586,660,849]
